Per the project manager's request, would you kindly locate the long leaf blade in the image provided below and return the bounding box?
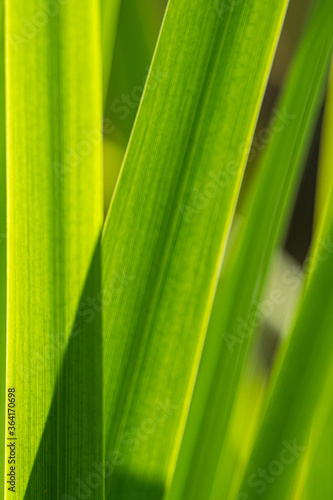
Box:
[101,0,289,498]
[238,66,333,500]
[168,2,333,498]
[5,2,103,497]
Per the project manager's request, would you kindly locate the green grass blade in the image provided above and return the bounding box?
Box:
[314,64,333,236]
[5,2,103,498]
[101,0,122,105]
[293,63,333,500]
[0,2,5,496]
[168,2,333,499]
[237,82,333,500]
[237,218,333,499]
[101,0,289,498]
[299,365,333,500]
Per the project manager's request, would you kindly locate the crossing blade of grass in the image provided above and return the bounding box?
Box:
[293,66,333,500]
[101,0,289,498]
[314,64,333,236]
[299,364,333,500]
[168,2,333,499]
[237,213,333,500]
[237,97,333,500]
[291,359,333,500]
[307,62,333,281]
[0,2,5,496]
[5,1,103,498]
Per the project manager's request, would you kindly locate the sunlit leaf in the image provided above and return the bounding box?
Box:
[5,1,103,497]
[101,0,289,498]
[168,1,333,498]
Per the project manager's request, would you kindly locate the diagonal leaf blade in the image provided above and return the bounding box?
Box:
[101,0,290,498]
[238,215,333,499]
[238,58,333,500]
[168,1,333,498]
[290,62,333,500]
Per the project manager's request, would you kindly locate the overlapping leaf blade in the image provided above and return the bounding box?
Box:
[101,0,289,498]
[292,62,333,500]
[238,215,333,498]
[238,65,333,500]
[168,2,333,498]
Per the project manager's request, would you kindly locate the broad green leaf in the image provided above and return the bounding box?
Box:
[168,1,333,499]
[5,1,103,498]
[101,0,289,498]
[0,1,5,496]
